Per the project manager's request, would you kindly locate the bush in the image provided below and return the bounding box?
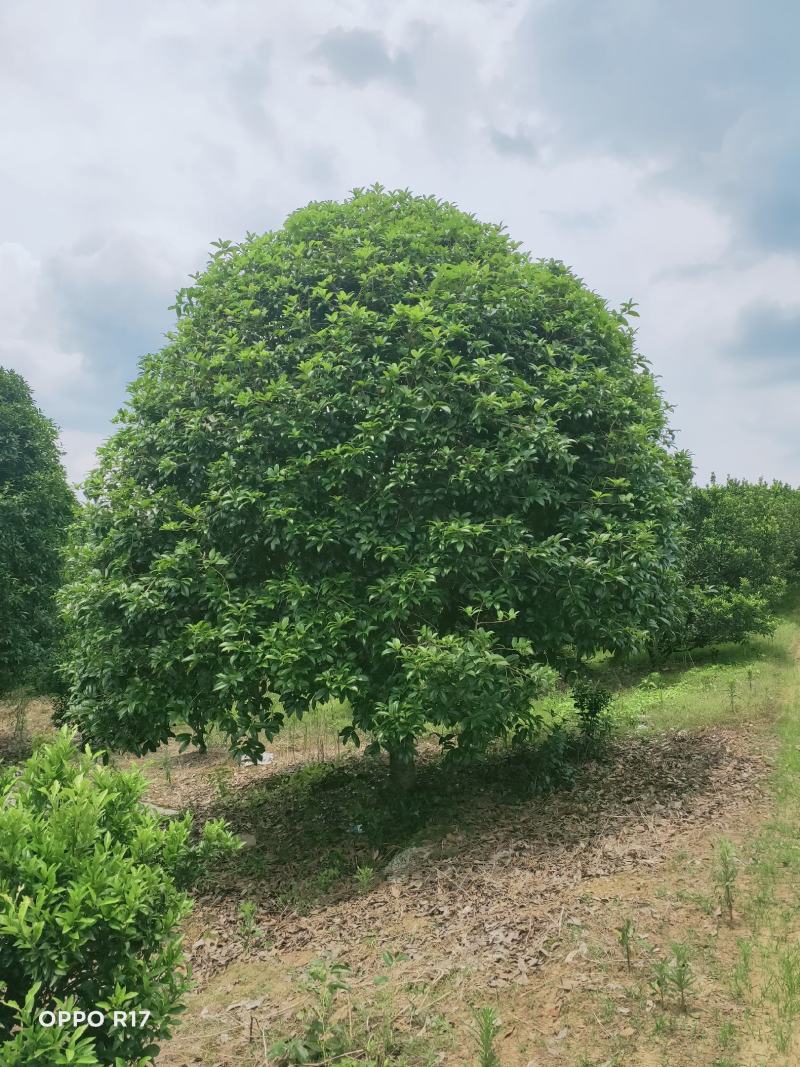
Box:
[0,730,240,1065]
[571,677,613,749]
[682,581,779,650]
[59,186,686,768]
[0,368,75,693]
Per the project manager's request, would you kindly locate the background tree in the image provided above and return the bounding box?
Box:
[60,187,687,774]
[649,477,800,655]
[0,368,75,693]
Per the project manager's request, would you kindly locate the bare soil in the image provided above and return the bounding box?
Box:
[160,727,774,1067]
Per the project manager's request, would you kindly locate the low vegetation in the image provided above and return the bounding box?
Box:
[0,731,239,1065]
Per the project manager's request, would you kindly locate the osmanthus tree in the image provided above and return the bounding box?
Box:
[59,186,687,776]
[659,477,800,652]
[0,368,75,693]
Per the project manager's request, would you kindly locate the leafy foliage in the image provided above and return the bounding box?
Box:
[653,478,800,653]
[570,677,613,749]
[268,961,354,1065]
[0,368,75,693]
[0,730,240,1065]
[59,186,686,762]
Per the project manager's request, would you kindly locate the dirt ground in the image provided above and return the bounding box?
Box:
[159,731,777,1065]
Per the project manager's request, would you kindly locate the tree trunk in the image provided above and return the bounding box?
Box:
[388,746,416,793]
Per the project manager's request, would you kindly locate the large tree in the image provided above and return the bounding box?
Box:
[0,368,75,692]
[60,187,686,770]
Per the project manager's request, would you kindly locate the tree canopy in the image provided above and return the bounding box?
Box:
[60,187,687,763]
[0,368,75,692]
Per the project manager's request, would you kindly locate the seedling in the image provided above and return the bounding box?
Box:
[571,678,614,753]
[238,900,260,947]
[11,691,30,751]
[472,1006,502,1067]
[159,749,172,785]
[618,918,635,971]
[669,943,694,1012]
[714,838,737,923]
[355,864,376,893]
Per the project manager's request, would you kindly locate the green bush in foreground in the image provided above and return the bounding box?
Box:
[0,730,240,1065]
[60,186,686,771]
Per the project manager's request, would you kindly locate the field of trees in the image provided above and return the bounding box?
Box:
[3,188,800,1067]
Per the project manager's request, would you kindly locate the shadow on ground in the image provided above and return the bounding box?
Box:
[193,727,761,915]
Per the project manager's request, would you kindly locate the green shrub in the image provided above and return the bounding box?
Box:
[571,677,613,748]
[682,581,778,650]
[59,186,686,768]
[0,368,75,694]
[0,729,240,1065]
[688,479,800,597]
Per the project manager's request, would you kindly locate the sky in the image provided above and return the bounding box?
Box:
[2,0,799,487]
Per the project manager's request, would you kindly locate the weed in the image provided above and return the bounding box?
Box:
[598,995,616,1023]
[265,958,449,1066]
[379,950,408,967]
[717,1020,737,1049]
[618,918,635,971]
[208,764,234,800]
[268,961,353,1065]
[653,1013,673,1036]
[471,1006,502,1067]
[730,938,752,1001]
[650,960,671,1010]
[315,861,343,893]
[355,864,376,893]
[714,838,738,923]
[766,943,800,1053]
[676,887,715,915]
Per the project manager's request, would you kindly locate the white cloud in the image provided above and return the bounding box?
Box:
[0,243,88,404]
[58,429,106,489]
[1,0,798,485]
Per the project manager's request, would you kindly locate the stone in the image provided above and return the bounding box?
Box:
[143,801,180,818]
[383,845,431,877]
[237,752,275,767]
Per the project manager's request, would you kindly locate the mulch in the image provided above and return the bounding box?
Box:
[183,726,773,989]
